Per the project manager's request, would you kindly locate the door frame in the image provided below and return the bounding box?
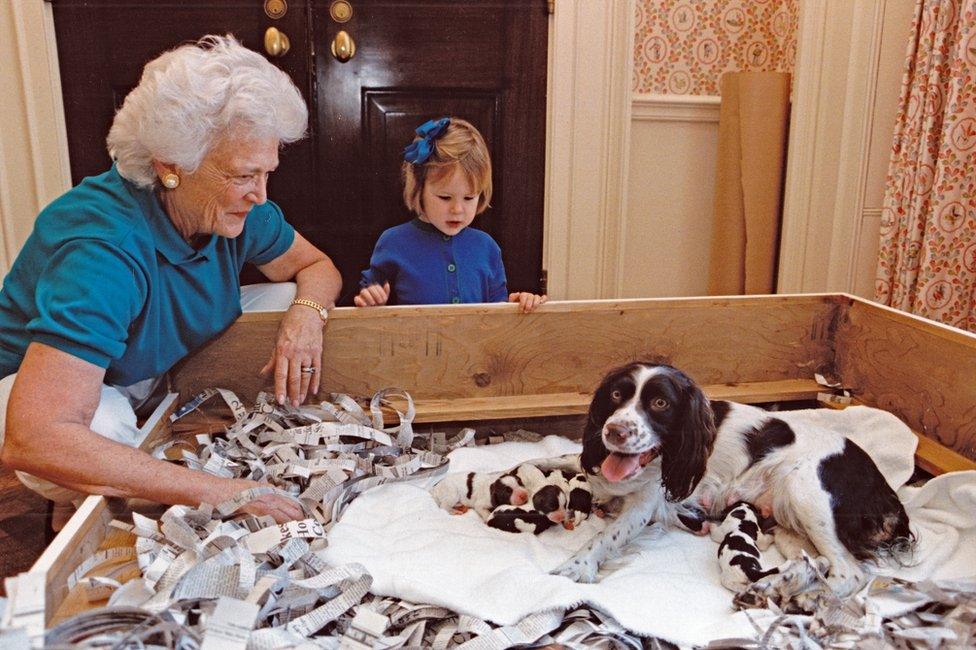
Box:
[544,0,634,300]
[776,0,892,295]
[0,0,71,274]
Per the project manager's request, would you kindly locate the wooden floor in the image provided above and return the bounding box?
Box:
[0,464,48,596]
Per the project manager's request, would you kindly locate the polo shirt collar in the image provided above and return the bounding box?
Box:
[126,175,218,264]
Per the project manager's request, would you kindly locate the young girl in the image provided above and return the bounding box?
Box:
[354,117,547,312]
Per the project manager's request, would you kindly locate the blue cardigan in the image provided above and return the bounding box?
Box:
[360,219,508,305]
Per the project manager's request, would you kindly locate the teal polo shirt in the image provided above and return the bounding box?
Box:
[0,166,295,385]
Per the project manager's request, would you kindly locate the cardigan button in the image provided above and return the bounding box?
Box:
[451,297,460,303]
[447,263,456,272]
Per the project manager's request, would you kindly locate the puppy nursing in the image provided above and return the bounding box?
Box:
[553,362,914,600]
[433,463,592,535]
[711,502,780,591]
[429,468,528,520]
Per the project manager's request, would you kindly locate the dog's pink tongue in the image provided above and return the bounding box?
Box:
[601,453,641,482]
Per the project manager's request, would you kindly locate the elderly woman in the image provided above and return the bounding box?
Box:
[0,36,339,525]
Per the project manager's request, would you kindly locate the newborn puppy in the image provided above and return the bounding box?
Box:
[514,462,548,494]
[486,505,555,535]
[710,501,779,591]
[532,470,571,527]
[431,470,528,520]
[490,469,530,511]
[565,472,593,529]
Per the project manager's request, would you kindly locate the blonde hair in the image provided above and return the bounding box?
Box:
[107,35,307,188]
[402,118,492,215]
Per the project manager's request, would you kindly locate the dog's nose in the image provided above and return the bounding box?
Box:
[604,422,631,445]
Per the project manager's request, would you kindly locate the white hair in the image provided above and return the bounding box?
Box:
[107,35,308,188]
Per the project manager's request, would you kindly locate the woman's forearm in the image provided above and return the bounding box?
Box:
[294,256,341,308]
[1,421,236,506]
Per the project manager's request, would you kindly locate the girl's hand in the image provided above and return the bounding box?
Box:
[508,292,548,313]
[354,282,391,307]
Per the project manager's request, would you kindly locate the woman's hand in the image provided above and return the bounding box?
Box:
[354,282,391,307]
[256,233,340,407]
[508,292,548,313]
[260,304,324,406]
[219,479,306,523]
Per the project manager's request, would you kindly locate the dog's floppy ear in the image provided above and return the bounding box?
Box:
[660,369,716,502]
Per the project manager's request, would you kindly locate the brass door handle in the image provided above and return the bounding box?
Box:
[331,30,356,62]
[264,26,290,57]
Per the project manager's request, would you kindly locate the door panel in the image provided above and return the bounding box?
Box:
[311,0,548,300]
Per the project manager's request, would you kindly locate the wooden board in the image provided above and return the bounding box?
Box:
[174,295,844,402]
[397,378,826,423]
[834,297,976,462]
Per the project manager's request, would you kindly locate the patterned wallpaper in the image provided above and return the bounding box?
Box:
[633,0,799,96]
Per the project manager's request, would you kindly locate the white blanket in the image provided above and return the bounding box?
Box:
[321,406,976,647]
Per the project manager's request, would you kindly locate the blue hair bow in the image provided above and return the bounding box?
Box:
[403,117,451,164]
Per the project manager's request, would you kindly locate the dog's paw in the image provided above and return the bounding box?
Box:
[552,556,599,583]
[732,574,779,610]
[825,567,864,598]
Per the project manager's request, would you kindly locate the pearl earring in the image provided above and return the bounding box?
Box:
[161,173,180,189]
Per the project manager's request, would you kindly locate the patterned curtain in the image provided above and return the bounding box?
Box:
[876,0,976,331]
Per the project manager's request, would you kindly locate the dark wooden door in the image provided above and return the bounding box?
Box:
[51,0,548,301]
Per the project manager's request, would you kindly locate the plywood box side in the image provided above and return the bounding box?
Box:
[173,296,845,402]
[835,298,976,461]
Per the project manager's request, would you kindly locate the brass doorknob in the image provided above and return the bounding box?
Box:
[331,30,356,62]
[264,26,290,57]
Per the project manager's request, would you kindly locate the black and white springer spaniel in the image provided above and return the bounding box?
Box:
[552,362,914,597]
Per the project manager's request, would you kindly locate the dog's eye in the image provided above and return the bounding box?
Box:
[610,389,622,402]
[650,397,669,411]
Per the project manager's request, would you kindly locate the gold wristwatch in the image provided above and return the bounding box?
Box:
[292,298,329,322]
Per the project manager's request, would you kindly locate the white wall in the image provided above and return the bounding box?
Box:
[620,1,915,301]
[623,96,720,297]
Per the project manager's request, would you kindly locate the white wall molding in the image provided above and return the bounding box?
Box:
[0,1,70,274]
[777,0,829,293]
[778,0,891,294]
[631,93,721,123]
[543,0,634,300]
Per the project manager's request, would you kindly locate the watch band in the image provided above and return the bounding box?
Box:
[292,298,329,322]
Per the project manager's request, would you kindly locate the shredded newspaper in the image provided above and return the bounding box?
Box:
[2,388,974,648]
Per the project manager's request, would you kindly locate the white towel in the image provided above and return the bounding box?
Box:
[321,406,976,646]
